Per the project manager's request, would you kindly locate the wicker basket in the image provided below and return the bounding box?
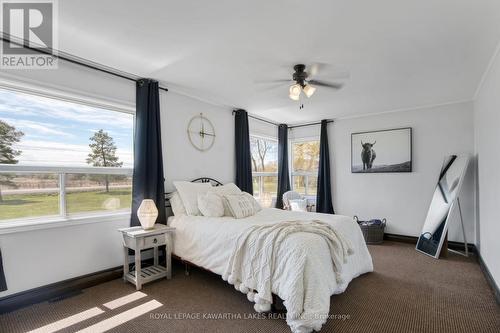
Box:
[354,216,386,244]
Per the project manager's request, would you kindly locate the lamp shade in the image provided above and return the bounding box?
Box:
[303,84,316,98]
[289,84,301,100]
[137,199,158,230]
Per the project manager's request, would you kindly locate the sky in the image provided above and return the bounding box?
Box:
[0,88,134,167]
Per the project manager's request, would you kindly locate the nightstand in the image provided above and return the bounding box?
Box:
[118,225,175,290]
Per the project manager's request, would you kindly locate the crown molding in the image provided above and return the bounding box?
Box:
[474,39,500,100]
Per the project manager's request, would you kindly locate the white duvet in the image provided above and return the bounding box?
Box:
[168,208,373,332]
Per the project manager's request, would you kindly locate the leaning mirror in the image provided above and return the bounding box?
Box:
[416,155,469,258]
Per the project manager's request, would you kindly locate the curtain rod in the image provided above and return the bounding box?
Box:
[248,114,279,126]
[288,120,334,129]
[232,110,278,126]
[0,34,169,93]
[232,111,334,129]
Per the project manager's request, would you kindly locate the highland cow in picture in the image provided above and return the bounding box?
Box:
[352,128,412,173]
[361,141,376,170]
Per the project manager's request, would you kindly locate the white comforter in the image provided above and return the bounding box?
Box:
[168,208,373,332]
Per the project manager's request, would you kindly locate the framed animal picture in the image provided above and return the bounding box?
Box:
[351,127,412,173]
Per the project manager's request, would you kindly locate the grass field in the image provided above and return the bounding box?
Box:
[0,189,132,221]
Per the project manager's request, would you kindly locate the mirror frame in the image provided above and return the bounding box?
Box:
[415,154,470,259]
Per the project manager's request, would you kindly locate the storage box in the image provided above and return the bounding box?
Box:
[354,216,386,244]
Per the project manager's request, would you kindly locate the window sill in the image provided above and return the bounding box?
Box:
[0,210,131,235]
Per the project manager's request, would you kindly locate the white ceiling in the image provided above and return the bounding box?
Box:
[58,0,500,123]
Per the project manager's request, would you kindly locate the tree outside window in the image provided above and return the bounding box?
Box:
[250,135,277,207]
[86,129,124,193]
[0,120,24,202]
[292,140,320,196]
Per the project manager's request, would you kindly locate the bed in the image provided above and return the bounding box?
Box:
[165,178,373,333]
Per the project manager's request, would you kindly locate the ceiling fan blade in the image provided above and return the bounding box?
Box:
[308,63,328,77]
[307,64,351,80]
[255,82,289,92]
[308,80,343,89]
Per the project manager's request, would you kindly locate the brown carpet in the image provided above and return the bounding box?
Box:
[1,241,499,333]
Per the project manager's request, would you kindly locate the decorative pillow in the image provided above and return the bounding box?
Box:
[223,192,262,219]
[289,199,308,212]
[169,191,187,216]
[173,181,212,216]
[208,183,242,216]
[198,192,225,217]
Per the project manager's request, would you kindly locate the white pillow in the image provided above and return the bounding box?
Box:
[173,181,212,216]
[289,199,308,212]
[198,192,225,217]
[169,192,187,216]
[208,183,242,216]
[223,192,262,219]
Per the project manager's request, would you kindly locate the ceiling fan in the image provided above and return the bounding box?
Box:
[288,64,343,101]
[258,64,345,101]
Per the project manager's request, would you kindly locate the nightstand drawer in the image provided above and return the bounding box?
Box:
[144,234,166,248]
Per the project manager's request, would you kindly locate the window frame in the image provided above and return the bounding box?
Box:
[249,133,278,207]
[289,136,320,197]
[0,85,135,233]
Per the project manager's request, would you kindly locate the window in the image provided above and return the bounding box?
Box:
[0,88,133,222]
[250,135,278,207]
[291,139,320,197]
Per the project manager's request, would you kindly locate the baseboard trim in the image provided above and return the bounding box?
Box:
[384,233,418,244]
[383,233,476,253]
[0,266,122,314]
[477,252,500,305]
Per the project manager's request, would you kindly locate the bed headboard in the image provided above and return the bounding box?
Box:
[190,177,223,186]
[165,177,223,207]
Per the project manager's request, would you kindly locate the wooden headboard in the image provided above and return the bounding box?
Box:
[165,177,223,207]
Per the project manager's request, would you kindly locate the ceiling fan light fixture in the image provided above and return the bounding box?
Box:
[303,84,316,98]
[289,84,301,100]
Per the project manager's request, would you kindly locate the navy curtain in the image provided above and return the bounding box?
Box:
[316,120,335,214]
[130,79,166,226]
[234,109,253,194]
[276,124,290,209]
[0,249,6,291]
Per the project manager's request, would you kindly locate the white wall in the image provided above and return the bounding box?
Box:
[289,102,476,242]
[0,47,135,112]
[160,91,234,192]
[0,216,130,297]
[249,117,278,138]
[474,47,500,289]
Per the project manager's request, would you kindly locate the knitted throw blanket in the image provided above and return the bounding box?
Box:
[222,220,354,332]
